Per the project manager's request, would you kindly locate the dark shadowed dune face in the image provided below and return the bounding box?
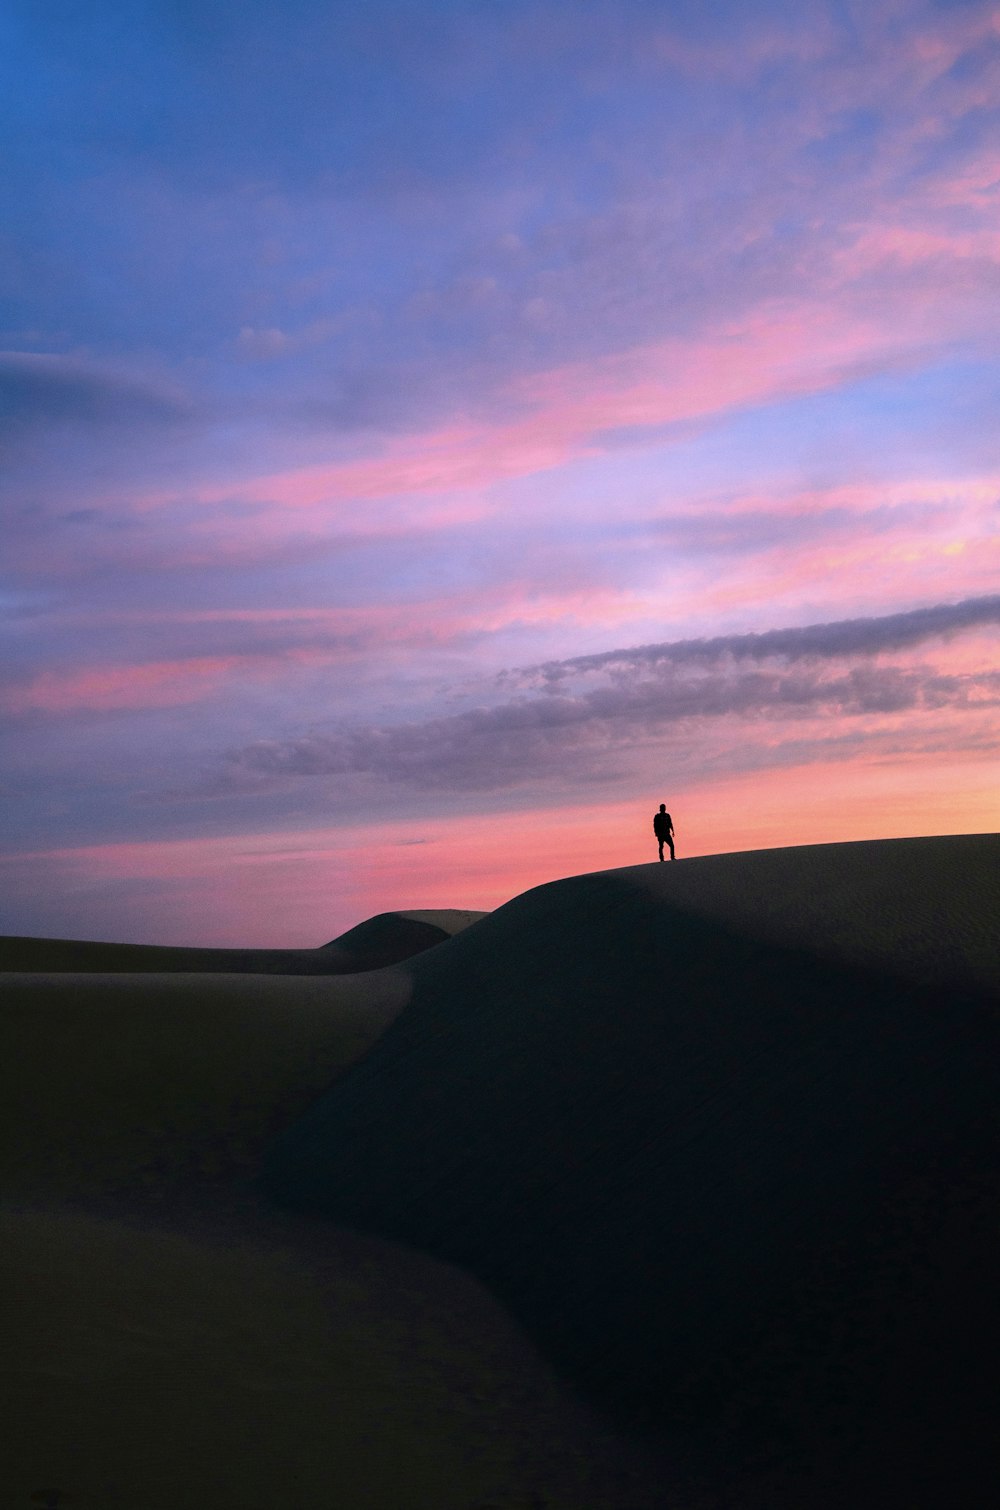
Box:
[317,911,453,968]
[263,836,1000,1508]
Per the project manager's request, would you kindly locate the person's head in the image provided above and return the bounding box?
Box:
[659,803,666,812]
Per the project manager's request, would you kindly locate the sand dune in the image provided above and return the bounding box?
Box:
[266,834,1000,1507]
[5,835,999,1508]
[2,914,665,1508]
[0,906,486,974]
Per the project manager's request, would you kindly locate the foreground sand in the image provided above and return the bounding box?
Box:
[4,1206,664,1510]
[4,835,999,1508]
[2,910,667,1508]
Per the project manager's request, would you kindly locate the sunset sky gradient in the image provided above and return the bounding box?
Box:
[2,0,998,943]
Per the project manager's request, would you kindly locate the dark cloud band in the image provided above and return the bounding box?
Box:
[225,595,1000,792]
[511,594,1000,685]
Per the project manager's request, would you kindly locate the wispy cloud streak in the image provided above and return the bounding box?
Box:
[515,595,1000,684]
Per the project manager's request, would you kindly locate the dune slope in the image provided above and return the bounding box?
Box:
[264,835,1000,1508]
[2,954,667,1508]
[1,967,410,1207]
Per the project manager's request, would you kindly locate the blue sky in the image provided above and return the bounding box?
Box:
[2,0,998,942]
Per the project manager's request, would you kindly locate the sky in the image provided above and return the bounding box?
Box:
[1,0,998,945]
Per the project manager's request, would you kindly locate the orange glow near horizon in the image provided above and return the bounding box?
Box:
[7,749,996,948]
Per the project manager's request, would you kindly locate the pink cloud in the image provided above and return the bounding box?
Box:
[516,300,907,426]
[2,643,415,717]
[697,521,1000,623]
[2,642,397,717]
[190,421,571,512]
[833,222,1000,278]
[160,296,950,528]
[2,657,240,714]
[3,580,668,720]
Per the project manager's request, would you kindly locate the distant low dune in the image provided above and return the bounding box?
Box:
[4,835,999,1509]
[0,907,487,974]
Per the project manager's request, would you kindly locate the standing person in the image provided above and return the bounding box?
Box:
[653,804,675,861]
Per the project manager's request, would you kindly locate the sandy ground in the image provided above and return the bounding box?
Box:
[3,1204,671,1510]
[4,835,999,1509]
[2,910,672,1510]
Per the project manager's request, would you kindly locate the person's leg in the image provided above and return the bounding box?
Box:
[668,837,675,860]
[657,839,664,861]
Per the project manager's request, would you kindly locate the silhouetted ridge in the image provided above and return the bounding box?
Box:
[319,912,450,965]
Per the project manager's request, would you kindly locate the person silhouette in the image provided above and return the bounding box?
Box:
[653,804,675,861]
